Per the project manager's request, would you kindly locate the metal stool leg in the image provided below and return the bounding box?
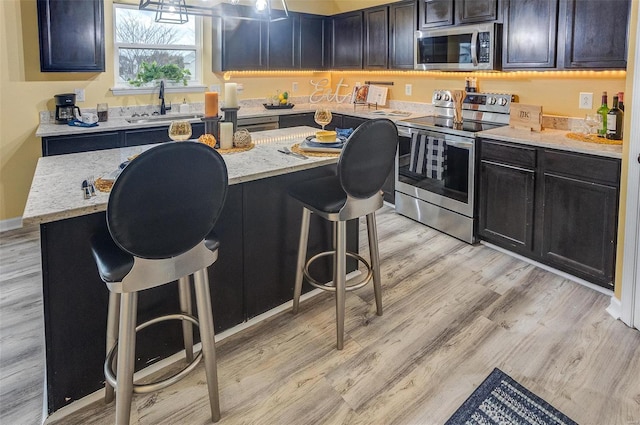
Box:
[193,268,221,423]
[178,276,194,362]
[115,292,138,425]
[366,212,383,316]
[335,220,347,350]
[293,208,311,314]
[105,292,120,404]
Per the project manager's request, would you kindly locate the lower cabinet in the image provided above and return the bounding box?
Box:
[279,112,343,130]
[478,139,620,288]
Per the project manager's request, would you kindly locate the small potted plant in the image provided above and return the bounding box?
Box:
[128,61,191,87]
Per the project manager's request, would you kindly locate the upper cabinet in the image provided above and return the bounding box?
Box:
[364,6,389,69]
[268,12,296,69]
[419,0,500,29]
[331,11,364,69]
[298,14,328,69]
[37,0,105,72]
[561,0,629,69]
[389,0,417,69]
[221,13,268,70]
[502,0,558,69]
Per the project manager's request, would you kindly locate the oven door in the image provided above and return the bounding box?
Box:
[396,127,475,217]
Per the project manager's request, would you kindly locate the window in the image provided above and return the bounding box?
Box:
[113,4,202,88]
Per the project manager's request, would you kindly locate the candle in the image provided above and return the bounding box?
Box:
[219,122,234,149]
[204,92,218,117]
[224,83,238,108]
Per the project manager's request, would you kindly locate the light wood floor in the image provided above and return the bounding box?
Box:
[1,207,639,425]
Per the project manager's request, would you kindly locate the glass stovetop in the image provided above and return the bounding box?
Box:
[397,115,506,134]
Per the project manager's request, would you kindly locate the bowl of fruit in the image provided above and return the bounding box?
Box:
[263,91,294,109]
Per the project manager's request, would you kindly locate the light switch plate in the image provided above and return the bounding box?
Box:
[405,84,412,96]
[209,84,221,93]
[292,82,299,92]
[74,88,85,102]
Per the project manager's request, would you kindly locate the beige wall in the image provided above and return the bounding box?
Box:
[0,0,634,293]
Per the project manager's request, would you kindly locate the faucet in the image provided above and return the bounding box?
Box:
[159,80,171,115]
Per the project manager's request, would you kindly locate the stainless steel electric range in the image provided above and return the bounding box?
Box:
[395,90,515,243]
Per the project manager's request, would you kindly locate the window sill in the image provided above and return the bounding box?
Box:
[111,85,207,96]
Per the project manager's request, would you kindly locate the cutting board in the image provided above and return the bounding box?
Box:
[510,104,543,131]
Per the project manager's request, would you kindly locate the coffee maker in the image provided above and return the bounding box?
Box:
[54,93,81,124]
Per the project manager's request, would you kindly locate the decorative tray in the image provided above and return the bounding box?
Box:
[263,103,295,110]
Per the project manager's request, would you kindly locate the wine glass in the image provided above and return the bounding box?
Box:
[168,120,192,141]
[314,108,332,130]
[584,114,602,135]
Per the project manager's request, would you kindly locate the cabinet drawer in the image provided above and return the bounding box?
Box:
[543,150,620,186]
[43,132,120,156]
[480,139,536,169]
[123,127,171,147]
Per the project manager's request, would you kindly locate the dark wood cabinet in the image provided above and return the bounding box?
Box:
[389,0,417,69]
[331,11,364,69]
[222,15,268,70]
[478,139,620,289]
[123,123,205,147]
[478,142,536,253]
[419,0,454,28]
[561,0,629,69]
[279,113,343,130]
[37,0,105,72]
[268,13,296,69]
[42,131,119,156]
[541,150,620,287]
[456,0,499,24]
[364,6,389,69]
[298,14,328,69]
[502,0,558,69]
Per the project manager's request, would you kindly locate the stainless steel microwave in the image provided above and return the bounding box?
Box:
[415,23,502,71]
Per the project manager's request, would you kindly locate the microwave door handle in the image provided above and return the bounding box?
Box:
[471,31,479,67]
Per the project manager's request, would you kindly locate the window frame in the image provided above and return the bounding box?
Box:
[112,3,204,95]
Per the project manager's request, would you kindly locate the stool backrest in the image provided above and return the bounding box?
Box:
[338,119,398,199]
[107,142,228,259]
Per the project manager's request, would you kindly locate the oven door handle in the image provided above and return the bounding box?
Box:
[445,140,473,150]
[471,31,479,67]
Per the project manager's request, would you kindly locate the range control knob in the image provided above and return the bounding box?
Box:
[486,97,496,105]
[434,93,442,101]
[443,93,451,101]
[497,97,508,106]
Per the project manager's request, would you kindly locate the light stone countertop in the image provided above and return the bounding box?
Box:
[35,102,430,138]
[477,126,623,159]
[23,126,340,225]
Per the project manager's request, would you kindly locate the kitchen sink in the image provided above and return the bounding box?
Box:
[126,113,204,124]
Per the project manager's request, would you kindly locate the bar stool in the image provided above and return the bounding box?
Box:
[288,119,399,350]
[90,142,228,425]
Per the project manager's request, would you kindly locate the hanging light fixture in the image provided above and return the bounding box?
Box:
[139,0,289,23]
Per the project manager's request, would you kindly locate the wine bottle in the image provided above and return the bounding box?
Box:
[596,91,609,137]
[617,91,624,112]
[606,95,623,140]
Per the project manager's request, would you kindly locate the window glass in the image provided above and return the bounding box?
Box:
[113,5,200,86]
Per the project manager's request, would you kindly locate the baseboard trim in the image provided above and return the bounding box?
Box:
[606,296,622,320]
[0,217,23,232]
[480,242,614,297]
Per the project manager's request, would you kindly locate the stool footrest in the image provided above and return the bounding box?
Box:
[304,250,373,292]
[105,313,202,394]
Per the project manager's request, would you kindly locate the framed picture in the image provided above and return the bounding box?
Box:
[351,85,369,104]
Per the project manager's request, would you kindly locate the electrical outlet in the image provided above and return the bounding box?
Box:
[236,83,244,93]
[292,82,299,93]
[74,88,85,102]
[405,84,412,96]
[579,92,593,109]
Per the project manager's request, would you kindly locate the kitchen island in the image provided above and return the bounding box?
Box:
[23,126,359,414]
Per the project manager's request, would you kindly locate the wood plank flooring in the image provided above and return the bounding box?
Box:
[1,207,639,425]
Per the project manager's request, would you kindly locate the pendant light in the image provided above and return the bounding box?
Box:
[139,0,290,23]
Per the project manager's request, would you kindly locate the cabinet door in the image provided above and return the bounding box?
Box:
[455,0,499,23]
[299,14,327,69]
[331,11,364,69]
[37,0,105,72]
[42,132,120,156]
[279,113,343,130]
[561,0,629,69]
[269,13,296,69]
[222,18,267,70]
[123,127,171,147]
[364,6,389,69]
[542,173,617,287]
[419,0,454,28]
[503,0,558,69]
[478,160,536,253]
[389,0,417,70]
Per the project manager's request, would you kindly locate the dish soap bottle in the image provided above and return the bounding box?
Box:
[179,98,190,114]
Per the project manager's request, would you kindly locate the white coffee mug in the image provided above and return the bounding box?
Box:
[82,113,99,124]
